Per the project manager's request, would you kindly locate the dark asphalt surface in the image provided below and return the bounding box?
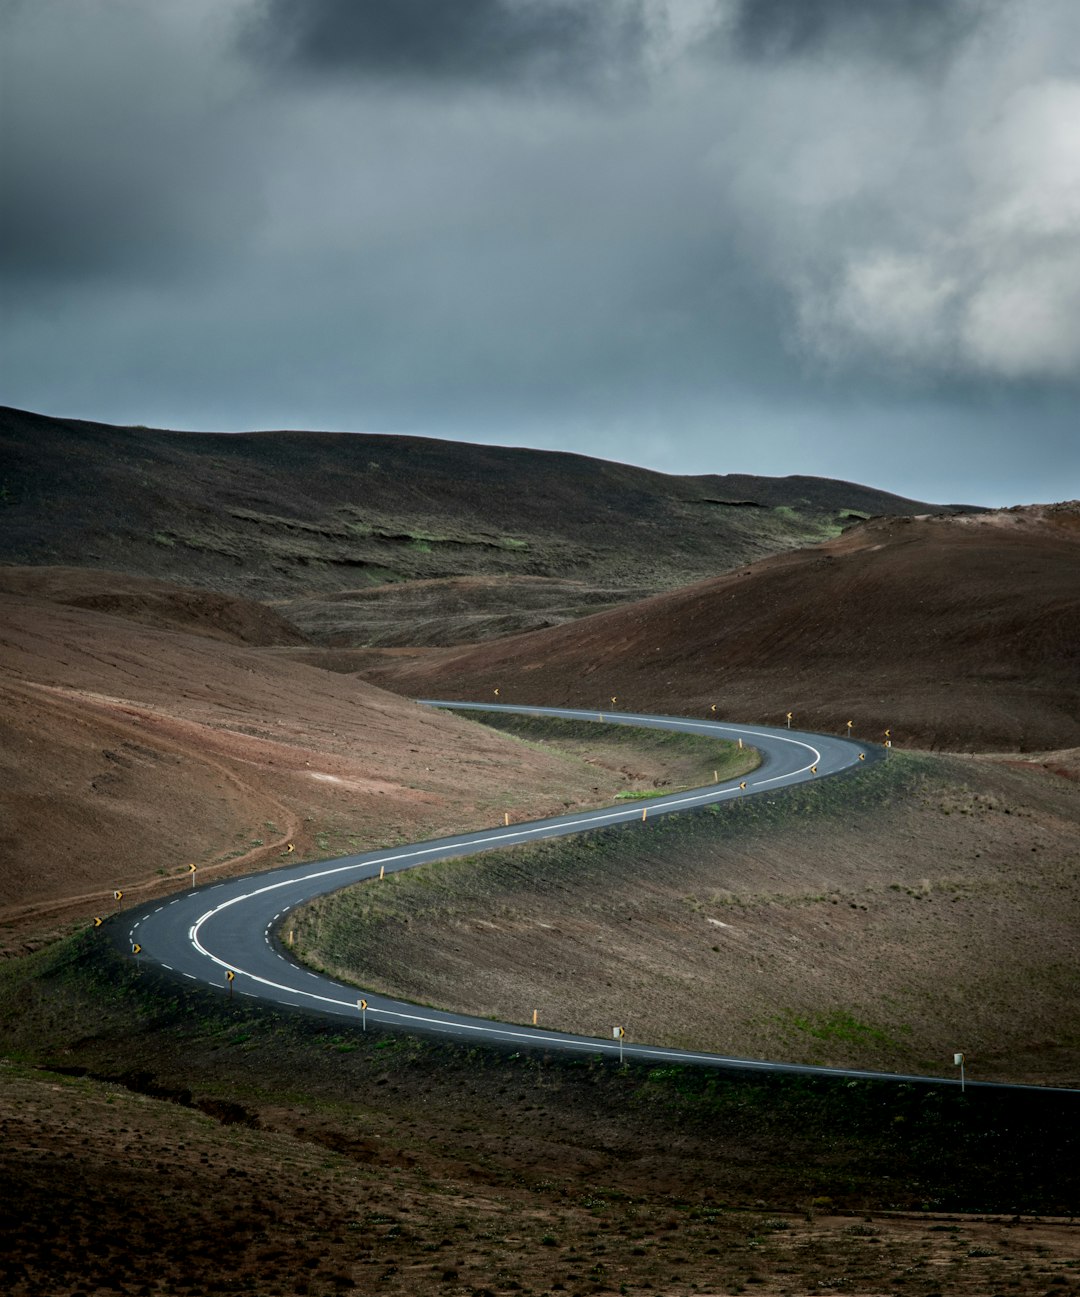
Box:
[117,702,1073,1093]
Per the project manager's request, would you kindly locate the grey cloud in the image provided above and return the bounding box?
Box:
[724,0,988,69]
[0,1,262,284]
[1,0,1076,510]
[243,0,650,91]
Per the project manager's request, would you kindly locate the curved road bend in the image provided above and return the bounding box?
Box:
[121,702,1072,1094]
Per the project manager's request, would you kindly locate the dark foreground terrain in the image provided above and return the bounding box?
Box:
[1,933,1077,1297]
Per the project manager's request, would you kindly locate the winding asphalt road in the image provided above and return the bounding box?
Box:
[117,703,1065,1092]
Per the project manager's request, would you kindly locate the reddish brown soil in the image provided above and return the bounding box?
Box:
[0,588,645,949]
[0,565,306,646]
[349,506,1080,753]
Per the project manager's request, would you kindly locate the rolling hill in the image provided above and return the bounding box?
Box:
[0,406,972,625]
[343,505,1080,752]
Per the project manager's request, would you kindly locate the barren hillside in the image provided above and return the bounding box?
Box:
[0,583,658,946]
[347,505,1080,752]
[0,405,971,609]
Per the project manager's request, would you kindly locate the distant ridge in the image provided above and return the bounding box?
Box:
[0,405,976,603]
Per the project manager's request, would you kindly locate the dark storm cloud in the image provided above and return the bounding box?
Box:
[1,0,1077,507]
[244,0,650,91]
[724,0,987,69]
[0,1,261,283]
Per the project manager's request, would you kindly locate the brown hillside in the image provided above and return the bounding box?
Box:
[0,566,306,647]
[0,588,650,945]
[274,573,658,647]
[351,505,1080,752]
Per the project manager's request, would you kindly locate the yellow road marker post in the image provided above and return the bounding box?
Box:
[379,864,385,881]
[359,999,368,1032]
[641,807,647,821]
[786,711,793,728]
[532,1009,538,1026]
[613,1025,625,1066]
[113,889,123,911]
[739,781,747,790]
[93,916,103,928]
[504,812,510,827]
[187,863,197,890]
[226,969,235,997]
[810,765,818,774]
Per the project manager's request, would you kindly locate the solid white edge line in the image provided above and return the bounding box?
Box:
[185,713,844,1049]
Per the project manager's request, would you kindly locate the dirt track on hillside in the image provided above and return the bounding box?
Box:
[0,590,651,949]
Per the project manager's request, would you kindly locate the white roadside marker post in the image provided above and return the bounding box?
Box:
[613,1025,625,1066]
[954,1051,966,1093]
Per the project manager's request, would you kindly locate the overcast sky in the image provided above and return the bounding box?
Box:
[3,0,1079,505]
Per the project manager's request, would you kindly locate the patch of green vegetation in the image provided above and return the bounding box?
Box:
[614,788,671,800]
[459,710,760,769]
[408,538,432,553]
[498,537,529,551]
[151,531,175,547]
[176,531,246,559]
[778,1010,903,1051]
